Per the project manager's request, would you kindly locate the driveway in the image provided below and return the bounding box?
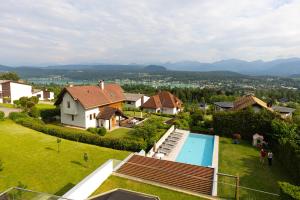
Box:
[0,106,22,117]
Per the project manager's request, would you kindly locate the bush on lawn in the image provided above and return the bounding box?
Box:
[0,111,5,121]
[87,127,107,136]
[9,112,146,151]
[278,182,300,200]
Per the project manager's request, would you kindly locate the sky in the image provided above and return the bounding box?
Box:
[0,0,300,66]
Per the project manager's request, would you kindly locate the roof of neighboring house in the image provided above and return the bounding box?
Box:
[142,91,182,109]
[124,93,144,102]
[90,189,159,200]
[232,95,273,111]
[0,80,31,86]
[272,106,295,114]
[97,107,128,120]
[32,89,42,93]
[214,102,234,108]
[54,84,125,109]
[116,155,214,195]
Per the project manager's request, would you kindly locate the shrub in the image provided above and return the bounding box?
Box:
[9,112,146,151]
[40,108,60,122]
[87,127,107,136]
[278,182,300,200]
[0,111,5,121]
[28,106,40,118]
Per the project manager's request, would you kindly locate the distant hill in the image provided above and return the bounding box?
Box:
[163,58,300,76]
[143,65,167,72]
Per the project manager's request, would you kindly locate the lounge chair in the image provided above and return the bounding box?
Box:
[158,148,171,155]
[166,138,179,143]
[160,144,173,150]
[163,141,177,146]
[169,135,181,140]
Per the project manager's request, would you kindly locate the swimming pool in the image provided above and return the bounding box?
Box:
[176,133,214,167]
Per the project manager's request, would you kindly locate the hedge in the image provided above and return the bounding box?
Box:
[279,182,300,200]
[87,127,107,136]
[9,112,146,152]
[0,111,5,120]
[39,108,60,122]
[212,109,276,140]
[272,139,300,184]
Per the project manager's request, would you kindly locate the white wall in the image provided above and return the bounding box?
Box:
[85,107,100,128]
[32,91,44,100]
[62,159,114,200]
[49,92,55,100]
[60,93,86,128]
[10,82,32,103]
[0,84,2,103]
[162,107,177,115]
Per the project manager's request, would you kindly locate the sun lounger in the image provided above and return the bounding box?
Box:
[166,137,179,143]
[173,132,183,136]
[169,135,181,140]
[163,141,177,146]
[158,148,171,155]
[160,144,173,150]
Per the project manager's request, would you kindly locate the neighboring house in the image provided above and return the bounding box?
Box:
[124,93,150,108]
[232,95,273,112]
[141,91,182,114]
[32,89,55,101]
[272,105,295,118]
[54,81,127,130]
[0,80,32,104]
[214,102,234,111]
[199,102,209,110]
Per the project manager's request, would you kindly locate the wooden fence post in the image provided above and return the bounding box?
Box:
[235,174,240,200]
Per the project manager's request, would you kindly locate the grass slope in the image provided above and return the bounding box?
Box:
[218,137,293,199]
[0,120,129,195]
[93,176,205,200]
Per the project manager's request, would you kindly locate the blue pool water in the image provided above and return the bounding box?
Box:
[176,133,214,167]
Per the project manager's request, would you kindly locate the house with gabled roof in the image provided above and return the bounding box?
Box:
[124,93,149,108]
[55,81,127,130]
[141,91,182,114]
[232,95,273,112]
[0,80,32,104]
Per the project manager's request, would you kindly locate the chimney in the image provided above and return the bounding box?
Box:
[99,80,104,90]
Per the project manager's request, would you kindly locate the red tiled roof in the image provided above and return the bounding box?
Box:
[116,155,214,195]
[55,84,125,109]
[142,91,182,109]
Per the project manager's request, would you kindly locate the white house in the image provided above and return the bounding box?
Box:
[124,93,149,108]
[0,80,32,104]
[32,89,55,101]
[141,91,182,115]
[54,81,127,130]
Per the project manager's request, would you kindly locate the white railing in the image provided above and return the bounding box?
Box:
[62,159,115,200]
[147,125,175,157]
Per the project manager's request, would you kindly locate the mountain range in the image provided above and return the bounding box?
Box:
[1,57,300,77]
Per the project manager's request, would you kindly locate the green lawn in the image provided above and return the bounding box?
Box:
[92,176,205,200]
[218,137,292,199]
[36,103,56,110]
[105,128,133,139]
[0,120,130,195]
[0,103,15,108]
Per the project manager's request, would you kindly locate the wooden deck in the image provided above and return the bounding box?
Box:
[116,155,214,195]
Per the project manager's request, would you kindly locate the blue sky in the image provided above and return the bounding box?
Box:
[0,0,299,66]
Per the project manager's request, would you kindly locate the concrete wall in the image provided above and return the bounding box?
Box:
[212,135,219,196]
[10,82,32,103]
[147,125,175,157]
[62,160,114,200]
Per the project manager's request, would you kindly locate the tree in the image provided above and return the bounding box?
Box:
[0,72,20,81]
[57,138,62,152]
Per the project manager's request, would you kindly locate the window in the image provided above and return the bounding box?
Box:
[67,101,70,108]
[71,115,74,121]
[93,113,96,119]
[90,114,92,120]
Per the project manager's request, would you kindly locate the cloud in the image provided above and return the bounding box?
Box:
[0,0,299,65]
